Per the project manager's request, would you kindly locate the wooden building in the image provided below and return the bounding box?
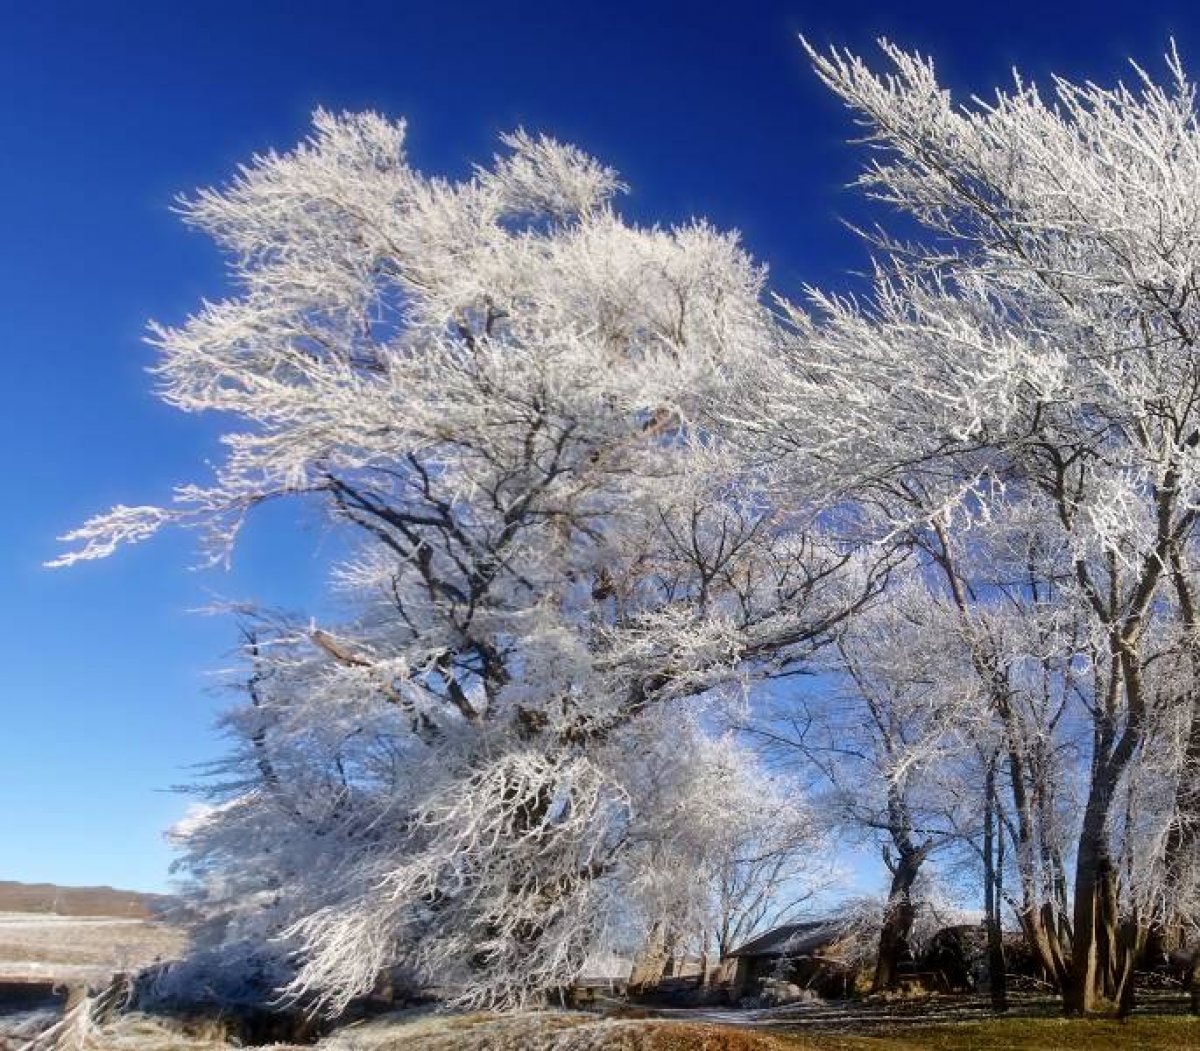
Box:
[724,919,858,1000]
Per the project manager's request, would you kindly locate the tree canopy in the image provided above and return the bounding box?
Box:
[57,41,1200,1017]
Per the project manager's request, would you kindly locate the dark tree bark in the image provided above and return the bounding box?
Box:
[1163,553,1200,1013]
[873,810,931,992]
[983,754,1008,1011]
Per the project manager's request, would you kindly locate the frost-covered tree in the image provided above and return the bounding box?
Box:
[738,39,1200,1013]
[754,570,981,991]
[56,112,865,1011]
[828,578,972,991]
[624,728,824,981]
[69,38,1200,1021]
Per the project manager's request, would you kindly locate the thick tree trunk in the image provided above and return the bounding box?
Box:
[1065,633,1152,1016]
[1066,842,1104,1013]
[873,844,924,992]
[1067,809,1137,1013]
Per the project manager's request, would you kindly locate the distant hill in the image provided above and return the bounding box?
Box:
[0,880,171,918]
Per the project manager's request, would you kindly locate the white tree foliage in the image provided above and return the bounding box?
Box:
[58,112,862,1013]
[737,39,1200,1010]
[623,727,825,965]
[65,37,1200,1018]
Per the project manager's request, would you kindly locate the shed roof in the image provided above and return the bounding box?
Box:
[727,919,849,959]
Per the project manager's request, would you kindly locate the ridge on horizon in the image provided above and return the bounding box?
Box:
[0,878,172,918]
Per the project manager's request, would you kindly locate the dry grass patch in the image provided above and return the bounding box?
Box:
[321,1012,1200,1051]
[322,1013,816,1051]
[815,1015,1200,1050]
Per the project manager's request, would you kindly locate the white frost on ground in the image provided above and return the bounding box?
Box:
[0,1008,60,1043]
[0,916,151,929]
[0,911,183,981]
[0,959,113,980]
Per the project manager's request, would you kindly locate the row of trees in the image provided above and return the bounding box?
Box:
[57,41,1200,1016]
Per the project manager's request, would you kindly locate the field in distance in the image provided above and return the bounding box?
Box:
[0,880,181,985]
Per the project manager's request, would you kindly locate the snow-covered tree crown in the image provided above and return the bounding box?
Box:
[57,111,861,1013]
[53,110,765,569]
[742,40,1200,567]
[65,38,1200,1016]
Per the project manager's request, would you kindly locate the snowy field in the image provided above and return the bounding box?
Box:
[0,912,185,1046]
[0,911,183,983]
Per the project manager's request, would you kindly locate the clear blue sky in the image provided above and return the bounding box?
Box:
[2,0,1196,893]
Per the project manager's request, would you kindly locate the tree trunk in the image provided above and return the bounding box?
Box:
[1188,952,1200,1015]
[1067,808,1130,1013]
[628,920,671,994]
[661,928,680,979]
[1115,916,1148,1018]
[1068,815,1104,1013]
[1161,553,1200,1011]
[986,913,1008,1011]
[1065,633,1152,1016]
[873,844,924,992]
[984,756,1008,1011]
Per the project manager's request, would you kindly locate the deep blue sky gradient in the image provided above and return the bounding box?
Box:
[3,0,1199,891]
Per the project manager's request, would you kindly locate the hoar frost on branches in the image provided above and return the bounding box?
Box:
[70,37,1200,1022]
[621,728,827,983]
[59,112,869,1012]
[739,39,1200,1014]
